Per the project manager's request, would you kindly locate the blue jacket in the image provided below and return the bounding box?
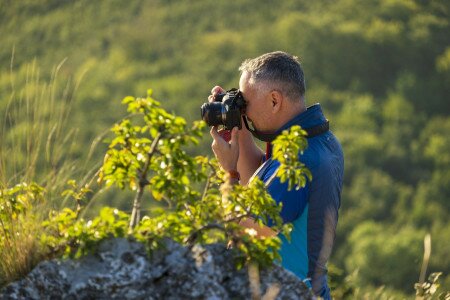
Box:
[255,104,344,299]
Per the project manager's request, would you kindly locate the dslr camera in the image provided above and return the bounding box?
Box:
[200,88,246,130]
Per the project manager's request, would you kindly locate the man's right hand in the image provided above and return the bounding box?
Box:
[210,126,240,173]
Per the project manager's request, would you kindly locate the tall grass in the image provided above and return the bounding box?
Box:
[0,58,81,192]
[0,56,90,287]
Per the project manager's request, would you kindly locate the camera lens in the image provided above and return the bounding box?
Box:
[201,102,224,126]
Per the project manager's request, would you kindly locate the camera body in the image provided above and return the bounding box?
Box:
[200,89,246,130]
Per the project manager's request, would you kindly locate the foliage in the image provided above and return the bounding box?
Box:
[415,272,450,300]
[61,179,92,216]
[41,207,129,259]
[99,90,206,227]
[271,125,312,191]
[345,221,425,291]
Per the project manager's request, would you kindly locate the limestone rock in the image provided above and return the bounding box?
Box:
[0,238,312,299]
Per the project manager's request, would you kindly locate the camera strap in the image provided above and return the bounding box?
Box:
[243,116,330,142]
[249,120,330,185]
[304,120,330,138]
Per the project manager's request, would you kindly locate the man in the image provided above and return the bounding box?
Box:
[209,51,344,299]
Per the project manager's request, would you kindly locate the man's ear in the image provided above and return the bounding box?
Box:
[270,90,283,113]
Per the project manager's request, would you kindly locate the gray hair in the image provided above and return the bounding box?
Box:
[239,51,306,101]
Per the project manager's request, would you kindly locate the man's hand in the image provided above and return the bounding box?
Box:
[210,126,239,172]
[208,86,225,102]
[239,217,278,238]
[207,85,263,184]
[209,85,239,171]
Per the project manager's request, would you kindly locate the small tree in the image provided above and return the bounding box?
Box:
[41,88,311,271]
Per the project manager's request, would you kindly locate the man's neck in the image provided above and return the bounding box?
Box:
[274,102,306,130]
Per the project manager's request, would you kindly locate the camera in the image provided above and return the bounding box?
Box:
[200,88,246,130]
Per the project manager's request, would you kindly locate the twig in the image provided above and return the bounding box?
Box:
[185,223,228,246]
[201,171,213,202]
[418,233,431,284]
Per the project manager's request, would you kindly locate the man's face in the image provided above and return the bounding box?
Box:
[239,72,274,132]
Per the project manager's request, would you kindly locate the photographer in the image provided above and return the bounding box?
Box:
[206,51,344,299]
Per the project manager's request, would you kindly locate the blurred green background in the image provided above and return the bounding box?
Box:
[1,0,449,297]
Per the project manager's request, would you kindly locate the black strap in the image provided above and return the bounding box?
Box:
[304,120,329,138]
[243,115,329,142]
[255,120,330,179]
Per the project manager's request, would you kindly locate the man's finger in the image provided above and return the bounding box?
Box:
[230,127,239,147]
[211,86,225,95]
[210,126,221,141]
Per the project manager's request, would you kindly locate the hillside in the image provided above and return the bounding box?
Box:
[1,0,449,297]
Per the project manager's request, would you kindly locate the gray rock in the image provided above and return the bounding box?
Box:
[0,238,313,299]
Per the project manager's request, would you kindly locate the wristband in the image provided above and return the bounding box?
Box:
[228,170,240,180]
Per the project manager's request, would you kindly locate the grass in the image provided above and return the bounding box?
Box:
[0,206,44,286]
[0,57,80,190]
[0,56,90,287]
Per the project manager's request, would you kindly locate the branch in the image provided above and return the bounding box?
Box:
[129,132,162,229]
[185,223,228,246]
[141,132,162,185]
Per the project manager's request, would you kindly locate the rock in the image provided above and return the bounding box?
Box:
[0,238,312,299]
